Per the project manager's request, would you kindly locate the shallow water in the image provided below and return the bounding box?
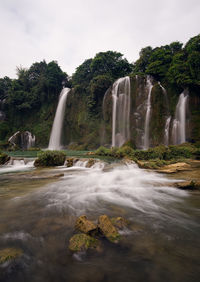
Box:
[0,160,199,282]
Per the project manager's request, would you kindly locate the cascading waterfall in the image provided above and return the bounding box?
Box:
[112,76,130,147]
[164,116,171,146]
[158,82,171,146]
[172,91,188,145]
[48,88,71,150]
[143,77,153,149]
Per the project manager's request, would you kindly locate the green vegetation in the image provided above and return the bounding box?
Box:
[132,34,200,88]
[34,150,66,167]
[0,151,10,164]
[94,143,200,161]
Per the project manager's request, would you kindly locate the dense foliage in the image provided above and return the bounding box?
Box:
[34,150,66,167]
[132,34,200,88]
[72,51,132,114]
[94,143,200,161]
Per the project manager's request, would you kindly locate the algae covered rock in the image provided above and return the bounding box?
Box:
[98,215,120,243]
[75,215,97,234]
[111,217,129,230]
[69,234,100,252]
[34,150,66,167]
[157,162,191,173]
[0,247,23,264]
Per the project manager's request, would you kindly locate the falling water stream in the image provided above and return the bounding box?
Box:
[112,77,130,147]
[143,77,153,149]
[48,88,71,150]
[0,159,199,282]
[172,92,188,145]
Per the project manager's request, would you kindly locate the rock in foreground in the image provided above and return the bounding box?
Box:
[69,234,100,252]
[0,247,23,264]
[98,215,120,243]
[75,215,97,234]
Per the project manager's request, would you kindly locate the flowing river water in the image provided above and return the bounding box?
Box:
[0,159,199,282]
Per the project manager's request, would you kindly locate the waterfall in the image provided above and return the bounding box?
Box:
[172,91,188,145]
[164,116,171,146]
[143,77,153,149]
[48,88,71,150]
[112,76,130,147]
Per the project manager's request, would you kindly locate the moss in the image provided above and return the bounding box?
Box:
[69,234,100,252]
[0,248,22,264]
[34,150,66,167]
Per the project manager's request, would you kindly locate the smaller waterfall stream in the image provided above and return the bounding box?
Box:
[164,116,171,146]
[48,88,71,150]
[143,77,153,149]
[112,77,130,147]
[172,92,188,144]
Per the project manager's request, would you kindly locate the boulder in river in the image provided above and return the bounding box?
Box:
[98,215,120,243]
[156,162,191,173]
[0,247,23,265]
[69,234,100,252]
[75,215,97,234]
[111,217,129,230]
[175,180,200,190]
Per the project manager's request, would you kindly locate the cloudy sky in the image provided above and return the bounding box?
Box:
[0,0,200,78]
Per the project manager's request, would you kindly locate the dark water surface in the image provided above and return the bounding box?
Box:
[0,160,199,282]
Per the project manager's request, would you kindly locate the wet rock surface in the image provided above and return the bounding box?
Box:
[175,180,200,190]
[0,247,23,264]
[69,234,100,252]
[98,215,120,243]
[75,215,97,234]
[156,162,191,173]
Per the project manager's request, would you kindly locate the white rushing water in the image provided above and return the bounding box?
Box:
[0,158,34,174]
[143,77,153,149]
[172,92,188,144]
[38,162,187,219]
[164,116,171,146]
[48,88,71,150]
[112,77,130,147]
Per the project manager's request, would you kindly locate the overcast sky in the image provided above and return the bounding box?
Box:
[0,0,200,78]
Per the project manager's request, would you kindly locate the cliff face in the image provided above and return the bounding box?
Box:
[1,75,199,149]
[63,75,199,149]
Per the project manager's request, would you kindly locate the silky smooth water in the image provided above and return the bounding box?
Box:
[0,161,199,282]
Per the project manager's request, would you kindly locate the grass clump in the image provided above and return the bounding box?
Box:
[34,150,66,167]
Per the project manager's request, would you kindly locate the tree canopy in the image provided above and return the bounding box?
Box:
[132,34,200,88]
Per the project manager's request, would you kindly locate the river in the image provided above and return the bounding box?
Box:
[0,159,199,282]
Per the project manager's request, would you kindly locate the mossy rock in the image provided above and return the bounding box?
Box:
[0,152,10,165]
[34,150,66,167]
[0,248,23,264]
[75,215,97,234]
[98,215,120,243]
[175,180,200,190]
[111,217,130,230]
[69,234,100,252]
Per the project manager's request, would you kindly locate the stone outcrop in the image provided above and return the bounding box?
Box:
[69,234,100,252]
[157,162,191,173]
[175,180,200,190]
[0,248,23,264]
[75,215,97,234]
[98,215,120,243]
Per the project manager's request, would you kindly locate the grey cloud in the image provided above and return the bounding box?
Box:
[0,0,200,78]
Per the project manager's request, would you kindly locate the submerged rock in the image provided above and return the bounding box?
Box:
[111,217,129,230]
[69,234,100,252]
[0,247,23,264]
[75,215,97,234]
[98,215,120,243]
[175,180,200,190]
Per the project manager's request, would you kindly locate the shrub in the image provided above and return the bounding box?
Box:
[116,146,134,158]
[0,151,10,165]
[34,150,66,167]
[94,146,110,156]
